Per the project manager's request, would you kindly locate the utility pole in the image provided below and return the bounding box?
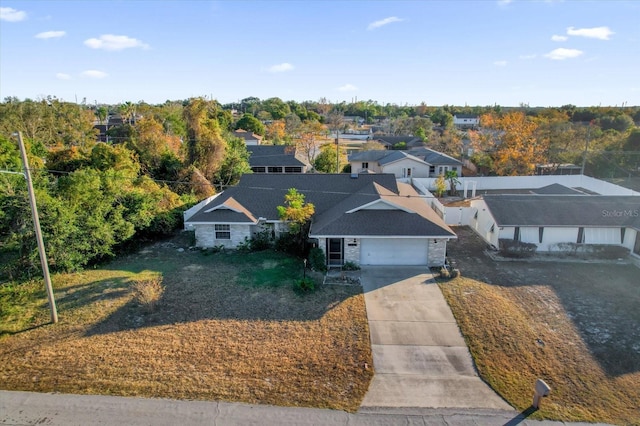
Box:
[335,129,339,173]
[15,131,58,323]
[580,123,591,176]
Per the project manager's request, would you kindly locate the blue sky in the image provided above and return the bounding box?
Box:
[1,1,639,107]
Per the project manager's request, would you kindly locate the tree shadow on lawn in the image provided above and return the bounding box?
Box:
[83,251,360,337]
[447,226,640,378]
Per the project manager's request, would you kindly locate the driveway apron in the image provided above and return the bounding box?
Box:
[360,266,512,409]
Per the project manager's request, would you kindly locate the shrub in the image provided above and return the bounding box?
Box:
[275,232,301,256]
[499,239,537,258]
[132,276,164,313]
[250,229,273,251]
[293,277,315,294]
[236,237,251,253]
[439,267,450,279]
[308,247,327,272]
[450,268,461,278]
[342,261,360,271]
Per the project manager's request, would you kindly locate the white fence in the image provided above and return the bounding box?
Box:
[412,175,640,196]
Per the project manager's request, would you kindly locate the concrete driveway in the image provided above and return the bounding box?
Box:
[360,266,512,410]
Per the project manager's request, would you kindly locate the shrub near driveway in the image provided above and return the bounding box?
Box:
[0,240,374,412]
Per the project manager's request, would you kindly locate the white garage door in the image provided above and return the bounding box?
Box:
[360,238,428,265]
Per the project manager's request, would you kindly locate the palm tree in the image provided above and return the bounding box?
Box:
[118,102,136,125]
[445,170,461,196]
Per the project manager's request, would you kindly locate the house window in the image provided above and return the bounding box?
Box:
[514,227,520,241]
[267,166,283,173]
[620,228,626,244]
[577,227,585,244]
[284,166,302,173]
[490,224,495,233]
[362,162,369,169]
[252,166,266,173]
[429,166,435,174]
[539,227,544,243]
[474,210,478,219]
[215,224,230,240]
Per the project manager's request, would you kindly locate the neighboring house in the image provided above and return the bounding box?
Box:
[470,194,640,256]
[408,148,463,177]
[247,145,307,173]
[233,129,263,146]
[373,135,424,150]
[453,114,480,129]
[184,173,456,267]
[348,150,432,178]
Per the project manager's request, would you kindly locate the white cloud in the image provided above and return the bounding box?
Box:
[494,60,508,66]
[338,84,358,92]
[551,35,567,42]
[268,62,294,73]
[84,34,149,51]
[81,70,108,79]
[367,16,403,30]
[566,26,613,40]
[544,48,583,60]
[56,73,71,80]
[35,30,66,39]
[0,7,27,21]
[497,0,512,6]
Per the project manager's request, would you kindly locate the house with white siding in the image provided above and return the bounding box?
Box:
[470,194,640,257]
[184,173,456,267]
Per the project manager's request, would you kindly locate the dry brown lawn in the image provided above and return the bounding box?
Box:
[441,227,640,425]
[0,236,373,412]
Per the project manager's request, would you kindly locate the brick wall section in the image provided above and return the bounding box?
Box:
[344,238,360,264]
[428,239,447,267]
[195,224,251,248]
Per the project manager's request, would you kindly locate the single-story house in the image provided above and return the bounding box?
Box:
[247,145,307,173]
[348,150,432,178]
[453,114,479,129]
[470,194,640,256]
[184,173,456,267]
[233,129,263,146]
[408,148,463,177]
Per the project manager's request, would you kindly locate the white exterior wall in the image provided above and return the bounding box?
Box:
[413,175,640,196]
[352,161,383,173]
[623,228,637,251]
[195,224,251,248]
[498,226,516,242]
[432,164,462,178]
[469,199,499,247]
[382,158,431,178]
[445,206,476,225]
[584,227,621,245]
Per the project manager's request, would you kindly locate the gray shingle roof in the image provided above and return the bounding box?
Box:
[348,150,429,166]
[408,148,462,166]
[531,184,584,195]
[247,145,305,167]
[483,195,640,229]
[186,173,455,238]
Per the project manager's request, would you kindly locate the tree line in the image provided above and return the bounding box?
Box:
[1,95,639,279]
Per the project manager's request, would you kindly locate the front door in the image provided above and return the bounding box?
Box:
[327,238,343,266]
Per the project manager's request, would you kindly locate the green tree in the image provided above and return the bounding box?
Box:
[313,143,345,173]
[277,188,315,251]
[445,170,460,196]
[214,136,251,188]
[235,113,266,136]
[183,98,227,181]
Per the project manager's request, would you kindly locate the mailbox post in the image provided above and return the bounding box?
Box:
[532,379,551,409]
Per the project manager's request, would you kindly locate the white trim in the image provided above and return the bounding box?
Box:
[346,199,413,214]
[185,221,258,225]
[310,234,454,239]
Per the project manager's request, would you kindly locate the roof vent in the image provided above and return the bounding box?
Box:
[350,173,359,179]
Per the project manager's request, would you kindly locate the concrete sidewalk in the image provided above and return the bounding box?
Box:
[360,266,512,410]
[0,390,602,425]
